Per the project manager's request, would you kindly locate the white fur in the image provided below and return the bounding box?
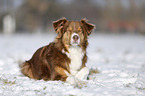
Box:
[66,67,89,86]
[62,33,89,86]
[75,67,89,80]
[66,76,79,86]
[64,46,90,86]
[62,46,84,76]
[68,46,84,75]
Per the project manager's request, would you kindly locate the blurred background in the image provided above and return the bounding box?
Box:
[0,0,145,34]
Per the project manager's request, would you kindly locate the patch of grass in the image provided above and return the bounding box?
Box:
[43,86,47,90]
[89,68,100,75]
[125,83,132,88]
[0,77,16,85]
[136,87,145,90]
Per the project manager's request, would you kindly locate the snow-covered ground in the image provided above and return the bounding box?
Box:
[0,33,145,96]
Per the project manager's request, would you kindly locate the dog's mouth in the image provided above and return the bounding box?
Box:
[71,42,79,46]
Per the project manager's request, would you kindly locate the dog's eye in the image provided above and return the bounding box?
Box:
[77,27,82,33]
[67,30,72,32]
[78,29,82,33]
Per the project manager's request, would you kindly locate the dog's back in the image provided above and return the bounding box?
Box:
[21,43,70,80]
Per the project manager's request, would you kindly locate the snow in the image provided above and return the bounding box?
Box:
[0,33,145,96]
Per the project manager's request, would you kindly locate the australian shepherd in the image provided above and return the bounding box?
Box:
[20,18,95,86]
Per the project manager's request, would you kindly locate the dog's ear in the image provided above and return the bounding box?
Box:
[81,19,95,36]
[53,17,68,38]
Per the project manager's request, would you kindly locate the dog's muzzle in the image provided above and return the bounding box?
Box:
[71,33,80,46]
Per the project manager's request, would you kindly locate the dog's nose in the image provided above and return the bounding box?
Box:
[73,35,79,41]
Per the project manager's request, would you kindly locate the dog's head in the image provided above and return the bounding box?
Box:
[53,17,95,50]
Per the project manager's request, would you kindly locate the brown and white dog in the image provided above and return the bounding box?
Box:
[20,18,95,86]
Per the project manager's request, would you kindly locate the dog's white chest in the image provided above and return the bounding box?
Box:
[67,46,84,75]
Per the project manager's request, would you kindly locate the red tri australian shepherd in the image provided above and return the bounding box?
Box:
[20,18,95,86]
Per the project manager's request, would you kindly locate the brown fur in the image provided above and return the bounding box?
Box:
[20,18,95,81]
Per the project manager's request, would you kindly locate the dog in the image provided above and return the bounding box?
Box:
[20,18,95,86]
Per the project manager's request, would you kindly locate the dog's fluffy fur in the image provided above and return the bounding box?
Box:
[20,18,95,85]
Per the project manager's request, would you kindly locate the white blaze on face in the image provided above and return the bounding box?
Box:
[71,33,80,46]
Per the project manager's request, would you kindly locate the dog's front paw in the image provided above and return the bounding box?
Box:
[66,76,78,86]
[66,76,88,88]
[75,67,89,80]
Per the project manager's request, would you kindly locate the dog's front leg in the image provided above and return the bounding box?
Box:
[66,75,79,86]
[75,67,89,80]
[64,70,78,86]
